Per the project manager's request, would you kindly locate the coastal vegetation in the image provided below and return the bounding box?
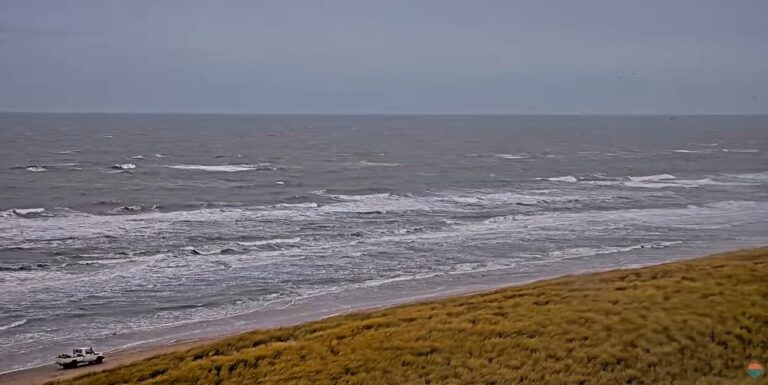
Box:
[53,247,768,385]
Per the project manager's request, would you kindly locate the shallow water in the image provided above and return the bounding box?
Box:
[1,114,767,373]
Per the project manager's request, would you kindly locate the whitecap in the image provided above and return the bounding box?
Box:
[165,164,273,172]
[25,166,47,172]
[53,150,80,154]
[722,149,760,153]
[546,176,578,182]
[357,161,403,167]
[153,154,166,158]
[130,155,146,160]
[494,153,530,160]
[112,163,136,170]
[0,319,28,331]
[672,149,709,153]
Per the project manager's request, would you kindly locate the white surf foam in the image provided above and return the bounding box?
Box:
[274,202,318,209]
[236,237,302,247]
[722,149,760,153]
[112,163,136,170]
[25,166,47,172]
[627,174,676,182]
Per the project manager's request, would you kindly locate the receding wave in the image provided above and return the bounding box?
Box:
[165,164,275,172]
[547,241,682,261]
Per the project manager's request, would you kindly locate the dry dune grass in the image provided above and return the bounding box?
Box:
[53,247,768,385]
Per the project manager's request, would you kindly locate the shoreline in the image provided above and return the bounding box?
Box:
[2,244,765,385]
[0,278,521,385]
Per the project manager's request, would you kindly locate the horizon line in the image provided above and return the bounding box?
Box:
[2,111,768,117]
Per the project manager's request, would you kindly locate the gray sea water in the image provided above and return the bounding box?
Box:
[1,113,767,373]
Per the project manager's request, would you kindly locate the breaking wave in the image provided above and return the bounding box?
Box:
[0,208,46,218]
[0,319,28,332]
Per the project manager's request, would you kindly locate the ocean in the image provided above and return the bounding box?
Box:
[1,113,767,373]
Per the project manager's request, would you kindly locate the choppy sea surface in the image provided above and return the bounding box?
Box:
[1,114,767,373]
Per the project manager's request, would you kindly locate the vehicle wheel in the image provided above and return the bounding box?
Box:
[65,362,78,369]
[95,357,103,364]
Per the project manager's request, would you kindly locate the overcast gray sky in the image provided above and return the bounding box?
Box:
[1,0,766,114]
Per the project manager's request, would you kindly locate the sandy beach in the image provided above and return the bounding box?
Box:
[0,337,224,385]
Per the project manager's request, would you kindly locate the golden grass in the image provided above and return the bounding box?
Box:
[54,247,768,385]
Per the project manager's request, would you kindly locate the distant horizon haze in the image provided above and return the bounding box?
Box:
[1,0,767,114]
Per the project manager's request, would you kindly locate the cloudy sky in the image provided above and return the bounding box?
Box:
[1,0,766,114]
